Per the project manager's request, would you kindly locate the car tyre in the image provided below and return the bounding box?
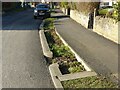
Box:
[34,16,37,19]
[48,14,51,18]
[46,14,50,18]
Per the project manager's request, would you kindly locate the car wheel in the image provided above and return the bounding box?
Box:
[34,16,37,19]
[46,14,50,18]
[48,14,51,18]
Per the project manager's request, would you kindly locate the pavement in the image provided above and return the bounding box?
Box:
[2,9,54,88]
[53,11,119,78]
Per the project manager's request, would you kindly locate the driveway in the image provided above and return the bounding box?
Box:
[2,9,54,88]
[54,16,118,79]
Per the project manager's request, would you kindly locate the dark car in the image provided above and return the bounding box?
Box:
[34,3,51,19]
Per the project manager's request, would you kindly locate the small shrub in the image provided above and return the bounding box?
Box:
[51,44,74,58]
[51,44,63,57]
[44,18,55,30]
[60,2,69,8]
[44,23,85,74]
[52,58,57,63]
[68,61,85,73]
[62,76,118,88]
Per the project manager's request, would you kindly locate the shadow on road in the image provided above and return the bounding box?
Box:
[2,9,42,30]
[51,15,70,19]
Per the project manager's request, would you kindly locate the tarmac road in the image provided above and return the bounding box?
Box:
[2,9,54,88]
[54,16,119,79]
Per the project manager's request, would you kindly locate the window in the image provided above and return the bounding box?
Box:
[37,5,48,8]
[104,2,109,5]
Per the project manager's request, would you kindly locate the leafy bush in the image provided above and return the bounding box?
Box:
[62,76,118,88]
[98,2,119,21]
[68,2,77,10]
[60,2,69,8]
[59,60,85,74]
[51,44,74,59]
[51,44,64,57]
[75,2,100,14]
[44,21,85,74]
[98,8,113,15]
[113,1,120,21]
[68,61,85,73]
[60,2,100,14]
[44,18,55,30]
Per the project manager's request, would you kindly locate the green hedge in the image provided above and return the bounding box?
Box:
[2,2,22,11]
[60,2,100,14]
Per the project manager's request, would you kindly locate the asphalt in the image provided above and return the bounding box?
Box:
[54,13,119,78]
[0,31,2,89]
[2,9,54,88]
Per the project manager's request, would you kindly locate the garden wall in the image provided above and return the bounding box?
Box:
[61,8,89,28]
[70,10,89,28]
[61,8,68,15]
[61,8,119,44]
[93,16,119,44]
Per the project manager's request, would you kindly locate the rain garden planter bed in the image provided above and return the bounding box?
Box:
[43,18,118,88]
[43,18,86,74]
[44,23,85,74]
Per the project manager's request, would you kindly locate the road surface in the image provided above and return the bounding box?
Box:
[2,9,54,88]
[54,16,119,79]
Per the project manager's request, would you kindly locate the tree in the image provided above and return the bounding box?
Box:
[60,2,69,8]
[75,2,100,14]
[60,2,100,15]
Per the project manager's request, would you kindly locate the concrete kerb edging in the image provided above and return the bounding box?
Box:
[39,20,63,89]
[54,28,93,72]
[39,20,96,89]
[49,63,97,89]
[39,21,53,58]
[58,71,97,81]
[49,63,64,89]
[39,20,45,30]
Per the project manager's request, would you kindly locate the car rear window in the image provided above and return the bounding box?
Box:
[37,5,48,8]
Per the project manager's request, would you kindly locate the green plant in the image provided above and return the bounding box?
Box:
[45,24,86,74]
[69,2,100,14]
[51,44,75,58]
[52,58,58,63]
[68,61,85,73]
[62,76,118,88]
[69,2,77,10]
[51,44,63,57]
[44,18,55,30]
[98,8,111,15]
[98,2,119,21]
[113,1,120,21]
[61,46,74,59]
[60,2,69,9]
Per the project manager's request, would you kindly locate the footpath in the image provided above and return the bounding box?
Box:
[52,11,119,80]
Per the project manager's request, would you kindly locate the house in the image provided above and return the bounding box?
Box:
[41,0,49,3]
[100,0,117,8]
